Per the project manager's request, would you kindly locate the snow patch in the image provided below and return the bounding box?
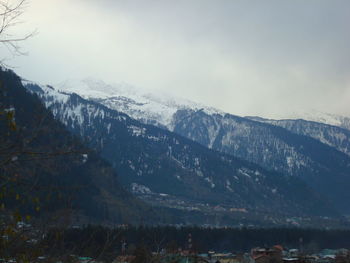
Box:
[131,183,152,194]
[54,78,224,129]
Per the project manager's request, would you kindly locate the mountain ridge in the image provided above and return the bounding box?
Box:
[22,80,342,227]
[52,78,350,132]
[247,116,350,157]
[172,108,350,213]
[0,68,163,225]
[30,78,350,215]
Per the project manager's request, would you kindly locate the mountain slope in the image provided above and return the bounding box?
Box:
[172,109,350,213]
[38,79,350,215]
[0,68,158,225]
[54,78,222,130]
[251,110,350,131]
[23,82,341,226]
[247,117,350,157]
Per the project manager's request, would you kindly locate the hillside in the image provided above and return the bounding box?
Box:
[247,117,350,157]
[50,79,350,214]
[0,68,159,225]
[172,109,350,213]
[22,81,344,227]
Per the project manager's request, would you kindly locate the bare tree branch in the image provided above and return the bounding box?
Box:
[0,0,37,66]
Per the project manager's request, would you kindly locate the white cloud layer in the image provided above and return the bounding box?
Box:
[1,0,350,118]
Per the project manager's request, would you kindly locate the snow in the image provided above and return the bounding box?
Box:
[22,78,349,176]
[107,123,111,134]
[24,80,70,106]
[238,168,252,178]
[225,180,233,192]
[269,109,350,131]
[286,157,293,168]
[207,119,220,148]
[128,125,146,137]
[23,78,350,134]
[4,107,15,112]
[194,157,200,166]
[131,183,152,194]
[256,117,350,156]
[82,154,88,163]
[204,177,215,188]
[54,78,224,130]
[196,170,204,177]
[22,80,120,134]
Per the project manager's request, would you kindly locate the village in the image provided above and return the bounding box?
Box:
[2,221,350,263]
[71,233,350,263]
[75,245,350,263]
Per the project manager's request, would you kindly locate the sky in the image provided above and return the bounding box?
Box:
[1,0,350,118]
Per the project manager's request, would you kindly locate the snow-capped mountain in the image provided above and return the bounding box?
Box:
[55,79,350,133]
[55,78,223,130]
[23,81,342,225]
[1,69,159,225]
[26,78,350,215]
[171,108,350,212]
[247,117,350,157]
[254,110,350,131]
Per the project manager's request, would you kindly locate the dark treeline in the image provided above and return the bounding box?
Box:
[43,225,350,260]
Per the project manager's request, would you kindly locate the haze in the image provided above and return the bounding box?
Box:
[1,0,350,118]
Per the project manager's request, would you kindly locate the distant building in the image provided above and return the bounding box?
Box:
[288,249,299,258]
[250,245,283,263]
[282,258,299,263]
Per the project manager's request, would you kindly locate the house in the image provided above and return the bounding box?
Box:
[250,245,283,263]
[335,249,350,263]
[282,258,299,263]
[288,249,299,258]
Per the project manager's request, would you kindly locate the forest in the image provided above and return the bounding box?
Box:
[41,225,350,260]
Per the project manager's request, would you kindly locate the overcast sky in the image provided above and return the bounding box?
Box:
[1,0,350,118]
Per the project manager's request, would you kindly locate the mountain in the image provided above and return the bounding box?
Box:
[56,79,350,131]
[172,109,350,214]
[49,79,350,215]
[22,81,341,227]
[247,117,350,157]
[249,110,350,131]
[53,78,222,130]
[0,68,159,225]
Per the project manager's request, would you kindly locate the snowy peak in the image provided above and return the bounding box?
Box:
[24,78,350,132]
[54,78,224,129]
[22,79,341,222]
[253,109,350,131]
[245,117,350,157]
[22,80,71,105]
[58,78,140,99]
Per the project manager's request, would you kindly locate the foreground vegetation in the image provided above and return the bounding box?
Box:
[35,225,350,261]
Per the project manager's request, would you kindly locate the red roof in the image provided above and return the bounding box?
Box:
[273,245,284,251]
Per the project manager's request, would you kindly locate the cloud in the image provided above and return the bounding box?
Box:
[1,0,350,117]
